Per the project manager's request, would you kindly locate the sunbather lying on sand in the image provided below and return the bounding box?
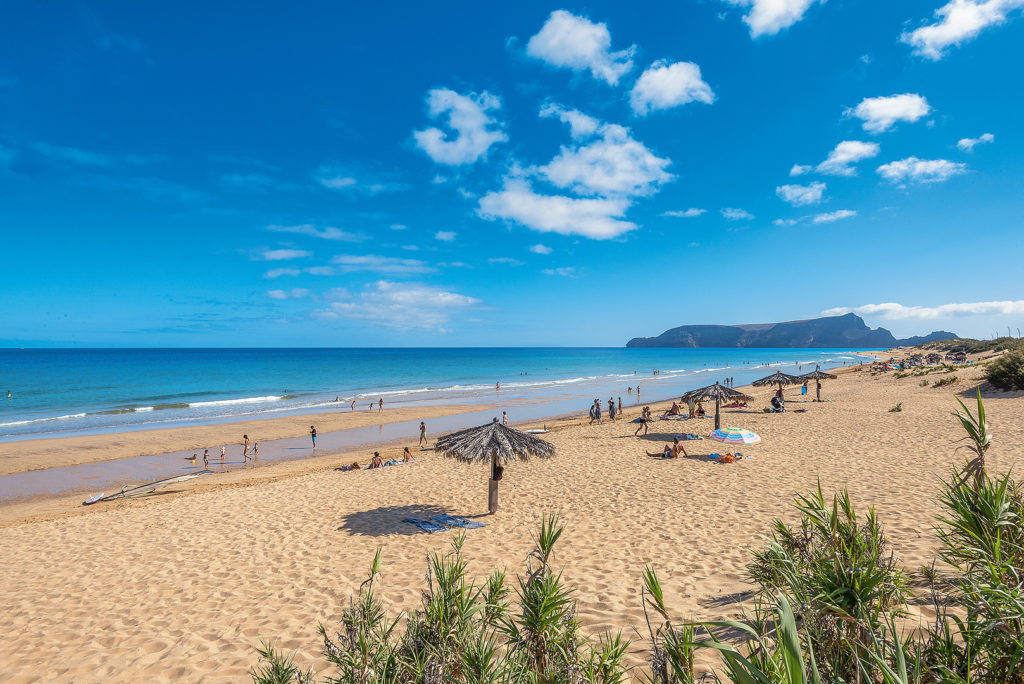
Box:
[646,437,688,459]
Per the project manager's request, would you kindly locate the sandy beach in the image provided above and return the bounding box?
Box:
[0,404,491,477]
[1,356,1021,682]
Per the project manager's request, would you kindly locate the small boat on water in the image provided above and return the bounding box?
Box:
[82,470,215,506]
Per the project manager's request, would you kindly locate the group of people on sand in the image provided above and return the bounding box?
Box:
[338,446,416,472]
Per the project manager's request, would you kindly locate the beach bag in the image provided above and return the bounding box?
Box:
[720,454,735,463]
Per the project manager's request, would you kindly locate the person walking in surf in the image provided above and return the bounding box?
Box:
[310,425,317,449]
[243,435,250,461]
[419,421,427,446]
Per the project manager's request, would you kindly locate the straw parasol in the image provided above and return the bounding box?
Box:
[800,365,837,401]
[752,371,805,401]
[434,418,555,513]
[679,382,754,430]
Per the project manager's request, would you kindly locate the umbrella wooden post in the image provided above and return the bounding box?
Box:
[816,380,821,402]
[714,397,721,430]
[488,452,499,513]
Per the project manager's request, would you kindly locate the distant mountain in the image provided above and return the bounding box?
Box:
[625,314,957,349]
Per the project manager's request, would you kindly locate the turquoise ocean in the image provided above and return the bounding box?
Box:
[0,348,878,442]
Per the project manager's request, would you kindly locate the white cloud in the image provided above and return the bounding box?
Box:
[530,243,553,254]
[435,231,456,242]
[901,0,1024,60]
[539,103,600,139]
[539,121,673,197]
[790,164,812,176]
[329,254,434,274]
[314,281,480,329]
[721,0,825,37]
[318,175,357,189]
[847,94,931,134]
[390,223,407,231]
[877,157,967,184]
[721,207,754,220]
[413,88,507,165]
[478,179,637,240]
[305,266,336,276]
[525,10,635,85]
[958,132,995,151]
[776,181,826,206]
[267,223,365,242]
[489,257,524,266]
[260,249,312,261]
[773,218,799,226]
[661,208,706,218]
[34,142,112,166]
[823,299,1024,320]
[542,267,576,277]
[629,60,715,115]
[814,140,881,176]
[263,267,301,278]
[267,288,311,300]
[812,209,857,223]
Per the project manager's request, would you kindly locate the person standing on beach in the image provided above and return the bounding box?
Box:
[220,446,226,461]
[608,398,616,421]
[627,386,632,395]
[502,411,508,425]
[594,398,602,424]
[310,425,317,449]
[419,421,427,446]
[618,397,623,415]
[350,400,355,411]
[636,386,640,401]
[378,398,383,412]
[588,402,596,425]
[243,435,250,461]
[253,441,259,458]
[496,381,500,391]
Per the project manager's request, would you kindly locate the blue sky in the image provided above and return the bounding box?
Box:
[2,0,1023,347]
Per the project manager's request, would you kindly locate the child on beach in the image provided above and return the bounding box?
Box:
[419,421,427,446]
[502,411,508,425]
[253,441,259,458]
[310,426,317,448]
[203,449,209,468]
[220,446,226,460]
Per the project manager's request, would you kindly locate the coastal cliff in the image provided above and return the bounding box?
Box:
[626,313,956,348]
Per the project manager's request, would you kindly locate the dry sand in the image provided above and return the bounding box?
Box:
[1,357,1021,682]
[0,404,490,477]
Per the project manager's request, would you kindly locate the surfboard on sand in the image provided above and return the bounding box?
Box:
[82,470,214,506]
[525,429,549,434]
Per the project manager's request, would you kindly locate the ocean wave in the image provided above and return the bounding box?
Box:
[0,412,87,428]
[188,395,284,408]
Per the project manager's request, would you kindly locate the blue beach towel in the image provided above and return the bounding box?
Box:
[403,518,447,533]
[432,514,486,529]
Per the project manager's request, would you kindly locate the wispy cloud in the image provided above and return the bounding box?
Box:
[846,94,931,134]
[661,208,706,218]
[314,281,481,329]
[539,103,600,139]
[413,89,507,165]
[876,157,967,184]
[263,267,301,278]
[330,254,434,274]
[721,207,754,220]
[34,142,111,166]
[530,243,553,254]
[958,132,995,151]
[314,166,406,194]
[267,224,365,242]
[720,0,825,37]
[489,257,525,266]
[434,231,456,242]
[267,288,311,300]
[901,0,1024,60]
[525,10,635,85]
[542,266,576,277]
[812,209,857,223]
[260,249,313,261]
[823,300,1024,320]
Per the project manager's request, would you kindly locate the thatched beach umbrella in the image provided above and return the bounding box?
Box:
[434,418,555,514]
[752,371,805,400]
[679,382,754,430]
[800,365,837,402]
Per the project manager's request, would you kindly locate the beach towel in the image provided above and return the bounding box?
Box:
[432,514,486,529]
[403,518,447,533]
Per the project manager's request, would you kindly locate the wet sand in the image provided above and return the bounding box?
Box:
[0,404,490,477]
[0,356,1021,681]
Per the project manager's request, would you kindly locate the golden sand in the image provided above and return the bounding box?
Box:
[0,359,1021,682]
